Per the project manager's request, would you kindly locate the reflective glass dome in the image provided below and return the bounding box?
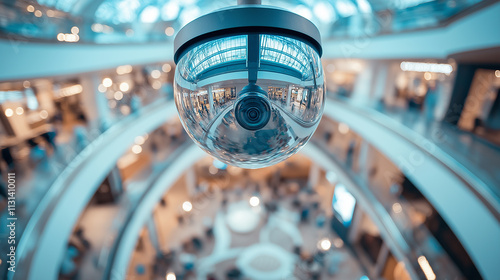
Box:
[174,34,325,168]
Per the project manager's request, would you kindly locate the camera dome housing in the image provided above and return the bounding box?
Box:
[173,5,325,169]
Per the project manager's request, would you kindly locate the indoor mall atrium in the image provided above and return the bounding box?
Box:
[0,0,500,280]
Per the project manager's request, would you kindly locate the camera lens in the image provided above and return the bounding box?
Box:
[235,94,271,131]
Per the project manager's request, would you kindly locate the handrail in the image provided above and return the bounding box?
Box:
[329,96,500,221]
[14,97,500,280]
[11,100,177,280]
[104,144,205,280]
[304,142,424,279]
[103,140,422,280]
[323,98,500,280]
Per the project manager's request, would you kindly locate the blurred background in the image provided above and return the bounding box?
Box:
[1,0,500,280]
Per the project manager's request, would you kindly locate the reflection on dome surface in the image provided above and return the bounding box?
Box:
[174,34,325,168]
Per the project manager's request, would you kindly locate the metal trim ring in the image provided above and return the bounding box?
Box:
[174,5,322,63]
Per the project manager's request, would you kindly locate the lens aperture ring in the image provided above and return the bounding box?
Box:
[235,95,271,131]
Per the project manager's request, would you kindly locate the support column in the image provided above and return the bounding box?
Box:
[307,164,320,190]
[147,214,162,254]
[208,86,214,115]
[372,61,391,101]
[286,85,292,106]
[374,244,390,277]
[107,166,124,197]
[186,167,197,197]
[444,64,476,125]
[79,73,113,129]
[358,141,370,183]
[347,208,363,243]
[351,61,376,106]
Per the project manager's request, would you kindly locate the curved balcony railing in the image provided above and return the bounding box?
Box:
[322,97,500,280]
[335,96,500,218]
[0,95,165,278]
[9,99,177,280]
[104,144,205,280]
[103,99,499,279]
[103,140,424,280]
[10,96,500,280]
[307,139,463,279]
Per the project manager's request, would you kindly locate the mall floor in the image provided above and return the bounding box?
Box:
[125,157,366,280]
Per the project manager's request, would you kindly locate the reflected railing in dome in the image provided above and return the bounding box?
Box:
[9,99,178,280]
[178,34,321,83]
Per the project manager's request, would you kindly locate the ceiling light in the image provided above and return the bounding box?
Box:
[119,82,130,92]
[318,238,331,251]
[135,135,145,145]
[249,196,260,207]
[418,256,436,280]
[16,107,24,115]
[102,78,113,87]
[338,123,350,134]
[166,272,176,280]
[162,64,172,72]
[182,201,193,212]
[400,61,453,75]
[131,144,142,154]
[114,91,123,100]
[5,109,13,117]
[40,110,48,119]
[165,27,175,36]
[151,70,161,79]
[392,203,403,213]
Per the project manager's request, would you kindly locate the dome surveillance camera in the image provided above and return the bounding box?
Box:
[173,4,325,169]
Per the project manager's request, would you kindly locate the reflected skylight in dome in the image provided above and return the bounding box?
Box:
[260,35,317,80]
[179,35,247,81]
[178,34,320,83]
